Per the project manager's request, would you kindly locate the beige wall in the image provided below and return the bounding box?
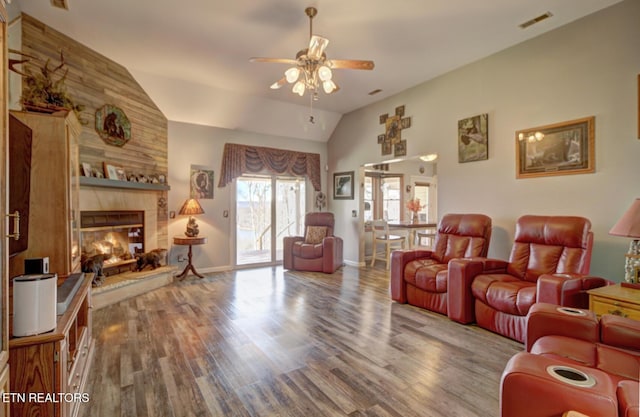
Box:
[167,121,327,271]
[327,0,640,280]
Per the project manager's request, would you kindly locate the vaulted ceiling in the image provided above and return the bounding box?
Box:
[16,0,622,141]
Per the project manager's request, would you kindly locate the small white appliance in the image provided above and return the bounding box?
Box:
[13,273,57,337]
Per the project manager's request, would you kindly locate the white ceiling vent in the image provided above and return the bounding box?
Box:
[519,12,553,29]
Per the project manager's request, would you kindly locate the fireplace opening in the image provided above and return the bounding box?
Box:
[80,210,145,276]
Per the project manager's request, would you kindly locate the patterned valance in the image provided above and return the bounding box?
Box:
[218,143,321,191]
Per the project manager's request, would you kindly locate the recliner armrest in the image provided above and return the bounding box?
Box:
[283,236,304,270]
[537,273,610,308]
[390,249,435,303]
[321,236,343,273]
[600,314,640,352]
[447,257,507,323]
[525,302,599,352]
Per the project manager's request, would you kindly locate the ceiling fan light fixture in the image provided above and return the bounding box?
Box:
[285,67,300,83]
[292,81,306,96]
[308,35,329,60]
[318,65,332,81]
[322,79,338,94]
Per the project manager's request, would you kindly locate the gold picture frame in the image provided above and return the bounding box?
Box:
[103,162,127,181]
[515,116,595,179]
[637,74,639,139]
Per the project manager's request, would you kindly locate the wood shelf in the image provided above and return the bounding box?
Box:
[80,176,170,191]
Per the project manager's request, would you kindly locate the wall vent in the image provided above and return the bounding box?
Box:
[519,12,553,29]
[51,0,69,10]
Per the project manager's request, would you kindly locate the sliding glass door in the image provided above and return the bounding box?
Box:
[235,175,305,266]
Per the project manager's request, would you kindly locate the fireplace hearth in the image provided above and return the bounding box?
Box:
[80,210,145,276]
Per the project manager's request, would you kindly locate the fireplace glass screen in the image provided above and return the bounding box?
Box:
[80,211,145,275]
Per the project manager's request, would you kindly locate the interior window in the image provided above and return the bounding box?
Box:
[365,173,403,222]
[413,182,430,222]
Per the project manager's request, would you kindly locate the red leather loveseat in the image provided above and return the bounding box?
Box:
[390,213,492,315]
[448,215,609,342]
[283,212,343,273]
[500,302,639,417]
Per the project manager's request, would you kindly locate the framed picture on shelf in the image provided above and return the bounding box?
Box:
[515,116,595,179]
[103,162,126,181]
[81,162,92,177]
[333,171,354,200]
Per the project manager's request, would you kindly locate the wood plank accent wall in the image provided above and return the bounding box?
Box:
[20,13,169,248]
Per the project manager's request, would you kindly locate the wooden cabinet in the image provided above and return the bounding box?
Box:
[9,273,94,417]
[0,3,10,416]
[588,284,640,320]
[9,111,82,278]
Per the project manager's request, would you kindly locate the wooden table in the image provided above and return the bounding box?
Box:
[387,222,437,248]
[587,283,640,320]
[173,236,207,280]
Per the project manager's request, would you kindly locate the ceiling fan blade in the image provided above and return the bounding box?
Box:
[329,59,375,70]
[308,35,329,60]
[250,57,298,65]
[269,77,287,90]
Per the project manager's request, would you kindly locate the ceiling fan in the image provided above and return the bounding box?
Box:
[250,6,375,100]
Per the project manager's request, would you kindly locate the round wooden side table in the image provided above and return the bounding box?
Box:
[173,236,207,280]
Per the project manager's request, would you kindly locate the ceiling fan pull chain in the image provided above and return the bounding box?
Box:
[309,93,315,124]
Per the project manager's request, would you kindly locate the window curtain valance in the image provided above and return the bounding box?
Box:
[218,143,321,191]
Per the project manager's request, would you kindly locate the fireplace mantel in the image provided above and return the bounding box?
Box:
[80,176,170,191]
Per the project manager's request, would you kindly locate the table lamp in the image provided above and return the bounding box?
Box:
[609,198,640,284]
[179,198,204,237]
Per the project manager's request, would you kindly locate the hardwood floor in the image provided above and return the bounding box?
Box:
[79,265,522,417]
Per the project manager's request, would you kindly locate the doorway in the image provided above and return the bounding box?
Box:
[235,175,306,266]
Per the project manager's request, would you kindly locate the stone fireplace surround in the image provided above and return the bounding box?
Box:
[80,185,175,308]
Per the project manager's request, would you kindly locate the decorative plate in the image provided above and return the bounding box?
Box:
[95,104,131,147]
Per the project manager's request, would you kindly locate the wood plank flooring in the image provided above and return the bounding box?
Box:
[78,265,522,417]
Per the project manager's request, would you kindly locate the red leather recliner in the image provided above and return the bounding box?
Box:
[500,302,639,417]
[390,213,492,315]
[283,212,343,273]
[448,215,609,342]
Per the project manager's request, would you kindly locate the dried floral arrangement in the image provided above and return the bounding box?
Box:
[405,198,424,213]
[9,49,84,119]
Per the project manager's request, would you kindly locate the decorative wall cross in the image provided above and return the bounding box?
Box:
[377,105,411,157]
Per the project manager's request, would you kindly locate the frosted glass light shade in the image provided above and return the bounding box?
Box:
[322,79,337,94]
[292,81,306,96]
[318,65,332,81]
[285,67,300,83]
[308,36,329,60]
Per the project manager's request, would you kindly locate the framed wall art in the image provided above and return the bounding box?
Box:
[515,116,595,179]
[458,113,488,163]
[333,171,354,200]
[95,104,132,147]
[637,74,639,139]
[190,165,214,199]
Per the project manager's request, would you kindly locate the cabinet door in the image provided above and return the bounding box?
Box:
[0,0,10,402]
[68,119,81,272]
[8,114,32,256]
